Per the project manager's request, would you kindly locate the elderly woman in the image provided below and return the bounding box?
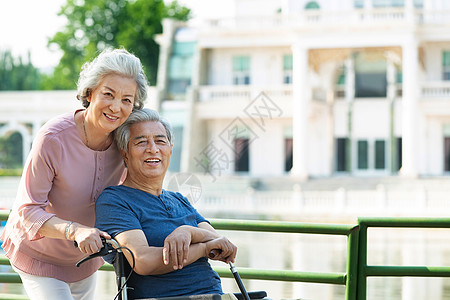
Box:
[95,108,237,299]
[1,48,149,300]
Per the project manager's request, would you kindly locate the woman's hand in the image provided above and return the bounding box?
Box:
[205,236,237,264]
[70,223,111,254]
[163,226,192,270]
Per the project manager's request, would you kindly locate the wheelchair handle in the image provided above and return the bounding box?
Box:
[76,237,121,267]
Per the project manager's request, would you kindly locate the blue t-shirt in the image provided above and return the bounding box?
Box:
[95,185,222,299]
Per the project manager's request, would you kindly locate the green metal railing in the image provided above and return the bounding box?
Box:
[209,218,360,300]
[0,211,360,300]
[357,217,450,299]
[3,213,450,299]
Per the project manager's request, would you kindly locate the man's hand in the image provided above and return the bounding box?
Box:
[163,226,192,270]
[205,236,237,264]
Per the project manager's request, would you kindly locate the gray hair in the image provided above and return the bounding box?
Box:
[114,108,174,153]
[76,48,149,110]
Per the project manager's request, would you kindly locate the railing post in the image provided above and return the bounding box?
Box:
[345,225,359,300]
[357,220,368,300]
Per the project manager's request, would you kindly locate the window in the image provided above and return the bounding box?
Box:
[374,140,385,170]
[414,0,423,8]
[336,138,348,172]
[355,53,387,98]
[357,140,369,170]
[373,0,404,7]
[445,138,450,172]
[354,0,364,8]
[234,138,249,172]
[337,67,346,85]
[355,0,422,8]
[335,67,346,98]
[168,41,196,98]
[283,55,293,84]
[442,51,450,81]
[285,138,293,172]
[168,126,183,172]
[396,137,402,171]
[232,56,250,85]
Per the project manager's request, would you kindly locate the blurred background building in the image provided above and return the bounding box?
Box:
[156,0,450,180]
[2,0,450,220]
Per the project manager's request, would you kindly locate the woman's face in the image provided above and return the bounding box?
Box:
[86,73,137,133]
[122,120,173,183]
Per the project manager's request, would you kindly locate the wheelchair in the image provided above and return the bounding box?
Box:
[76,238,268,300]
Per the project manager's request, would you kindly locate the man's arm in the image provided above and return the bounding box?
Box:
[163,222,237,267]
[114,229,208,275]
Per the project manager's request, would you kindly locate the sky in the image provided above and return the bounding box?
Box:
[0,0,234,70]
[0,0,67,69]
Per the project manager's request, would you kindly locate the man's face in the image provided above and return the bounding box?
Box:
[122,121,172,182]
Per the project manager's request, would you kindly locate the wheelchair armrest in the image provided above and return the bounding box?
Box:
[142,291,268,300]
[234,291,267,300]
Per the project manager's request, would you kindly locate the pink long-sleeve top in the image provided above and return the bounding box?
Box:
[0,110,126,282]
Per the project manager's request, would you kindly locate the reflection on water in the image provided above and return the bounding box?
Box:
[214,229,450,300]
[2,177,450,299]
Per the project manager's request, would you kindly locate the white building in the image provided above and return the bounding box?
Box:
[155,0,450,181]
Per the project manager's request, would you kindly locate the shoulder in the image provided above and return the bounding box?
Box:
[40,112,76,135]
[34,112,77,146]
[97,185,141,206]
[163,190,194,207]
[98,185,127,201]
[96,186,129,215]
[164,190,188,201]
[28,112,77,164]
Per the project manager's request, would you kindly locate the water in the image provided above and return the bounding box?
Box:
[2,176,450,299]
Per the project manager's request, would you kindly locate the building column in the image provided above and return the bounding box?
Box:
[386,57,397,173]
[405,0,415,23]
[400,36,419,178]
[181,46,204,173]
[364,0,372,21]
[345,56,355,174]
[155,19,177,111]
[324,69,336,176]
[291,44,310,180]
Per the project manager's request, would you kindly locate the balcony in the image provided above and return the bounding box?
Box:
[421,81,450,99]
[199,8,450,32]
[198,84,292,103]
[196,85,293,119]
[194,81,450,119]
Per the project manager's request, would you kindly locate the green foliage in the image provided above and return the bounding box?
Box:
[0,168,22,176]
[0,132,23,169]
[46,0,191,89]
[0,50,42,90]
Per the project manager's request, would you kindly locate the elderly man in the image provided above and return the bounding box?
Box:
[95,108,237,299]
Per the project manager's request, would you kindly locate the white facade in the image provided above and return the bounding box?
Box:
[156,0,450,180]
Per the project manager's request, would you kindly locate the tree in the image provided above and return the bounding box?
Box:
[0,50,42,90]
[45,0,190,89]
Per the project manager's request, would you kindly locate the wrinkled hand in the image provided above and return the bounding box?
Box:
[205,236,237,264]
[73,224,110,255]
[163,226,192,270]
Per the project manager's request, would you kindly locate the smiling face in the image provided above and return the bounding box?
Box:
[122,121,173,187]
[86,73,137,134]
